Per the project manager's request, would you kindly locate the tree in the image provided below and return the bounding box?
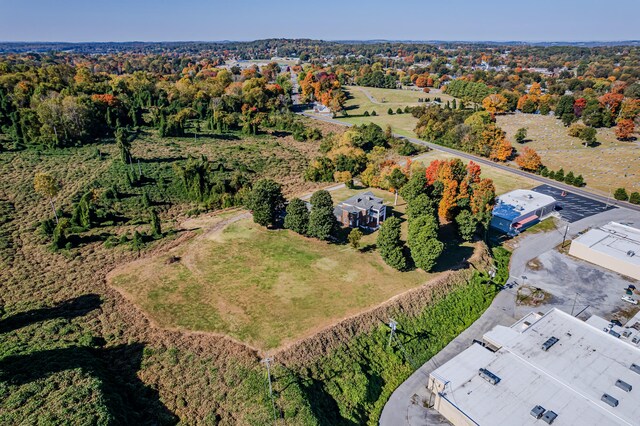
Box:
[284,198,309,235]
[246,179,285,228]
[408,214,442,271]
[573,175,585,187]
[406,193,436,220]
[34,172,60,224]
[515,147,542,172]
[564,171,575,186]
[377,216,407,270]
[514,128,527,144]
[51,218,70,250]
[614,188,629,201]
[387,168,408,206]
[482,94,508,115]
[131,230,144,256]
[333,170,353,187]
[455,210,477,241]
[438,179,458,222]
[387,108,394,115]
[115,127,131,164]
[399,172,428,205]
[489,139,513,162]
[308,190,337,240]
[615,119,635,140]
[629,192,640,205]
[348,228,363,250]
[150,208,161,236]
[578,127,597,147]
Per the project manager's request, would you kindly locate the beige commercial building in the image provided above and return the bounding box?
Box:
[569,222,640,281]
[427,309,640,425]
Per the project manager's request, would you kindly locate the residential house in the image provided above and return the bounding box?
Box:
[333,191,387,230]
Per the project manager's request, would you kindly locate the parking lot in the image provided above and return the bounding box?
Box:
[532,184,616,223]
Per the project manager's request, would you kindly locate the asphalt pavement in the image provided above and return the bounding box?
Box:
[379,206,640,426]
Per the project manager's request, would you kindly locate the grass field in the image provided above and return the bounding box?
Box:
[110,214,437,350]
[412,151,537,195]
[497,114,640,194]
[336,86,455,136]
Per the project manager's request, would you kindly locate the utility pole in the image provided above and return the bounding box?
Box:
[261,357,277,424]
[562,224,569,248]
[388,319,398,349]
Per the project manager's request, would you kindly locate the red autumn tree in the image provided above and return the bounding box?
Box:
[466,161,482,184]
[615,119,635,140]
[573,97,587,117]
[515,146,542,171]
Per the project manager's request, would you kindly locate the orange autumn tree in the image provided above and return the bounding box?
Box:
[615,119,635,140]
[489,138,514,162]
[515,146,542,171]
[438,179,458,222]
[482,93,508,115]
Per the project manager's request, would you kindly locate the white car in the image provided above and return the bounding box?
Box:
[622,295,638,305]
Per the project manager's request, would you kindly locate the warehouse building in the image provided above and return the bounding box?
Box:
[427,309,640,425]
[569,222,640,281]
[490,189,556,235]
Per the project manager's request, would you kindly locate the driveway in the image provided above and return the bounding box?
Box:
[379,206,640,426]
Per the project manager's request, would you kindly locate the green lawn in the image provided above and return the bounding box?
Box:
[334,86,456,136]
[111,215,442,350]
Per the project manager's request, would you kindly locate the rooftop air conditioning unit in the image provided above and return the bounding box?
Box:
[627,251,636,257]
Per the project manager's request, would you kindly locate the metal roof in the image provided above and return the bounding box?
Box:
[492,189,556,221]
[430,309,640,425]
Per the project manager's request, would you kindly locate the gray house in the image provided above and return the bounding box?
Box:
[333,191,387,230]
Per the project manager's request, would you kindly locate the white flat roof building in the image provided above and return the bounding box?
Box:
[569,222,640,280]
[427,309,640,425]
[491,189,556,235]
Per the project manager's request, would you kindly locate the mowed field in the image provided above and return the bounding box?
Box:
[110,213,434,350]
[337,86,455,136]
[497,114,640,195]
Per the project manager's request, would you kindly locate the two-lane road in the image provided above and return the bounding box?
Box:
[300,112,640,213]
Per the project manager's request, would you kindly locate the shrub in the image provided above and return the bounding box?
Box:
[387,108,394,115]
[629,192,640,205]
[554,168,565,182]
[363,111,370,117]
[396,108,403,114]
[348,228,363,250]
[614,187,629,201]
[371,110,377,116]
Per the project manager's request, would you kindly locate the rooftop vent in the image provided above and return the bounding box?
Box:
[541,336,559,351]
[609,329,621,339]
[627,250,636,257]
[631,363,640,375]
[478,368,501,385]
[601,393,619,407]
[530,405,546,419]
[542,410,558,424]
[615,379,632,392]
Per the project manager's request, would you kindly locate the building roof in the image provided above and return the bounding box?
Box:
[492,189,556,221]
[572,222,640,268]
[431,308,640,425]
[335,191,385,215]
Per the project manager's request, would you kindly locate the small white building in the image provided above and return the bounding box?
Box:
[569,222,640,281]
[427,308,640,426]
[490,189,556,235]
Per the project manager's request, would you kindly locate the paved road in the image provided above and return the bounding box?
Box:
[378,207,640,426]
[299,112,640,214]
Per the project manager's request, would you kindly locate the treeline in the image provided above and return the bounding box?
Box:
[444,80,496,103]
[0,57,295,149]
[356,70,397,89]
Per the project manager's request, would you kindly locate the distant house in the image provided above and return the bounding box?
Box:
[334,191,387,230]
[312,102,331,115]
[490,189,556,235]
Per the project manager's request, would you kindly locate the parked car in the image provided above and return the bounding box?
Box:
[622,295,638,305]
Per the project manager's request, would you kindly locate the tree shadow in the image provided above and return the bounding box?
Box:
[0,343,177,425]
[298,376,358,426]
[0,294,102,334]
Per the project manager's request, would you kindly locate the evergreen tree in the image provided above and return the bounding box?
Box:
[399,173,428,205]
[246,179,285,228]
[150,208,161,236]
[131,231,144,256]
[614,188,629,201]
[377,216,407,271]
[629,192,640,205]
[284,198,309,235]
[455,210,477,241]
[348,228,363,250]
[308,190,337,240]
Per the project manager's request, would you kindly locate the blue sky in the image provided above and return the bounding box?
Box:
[1,0,639,42]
